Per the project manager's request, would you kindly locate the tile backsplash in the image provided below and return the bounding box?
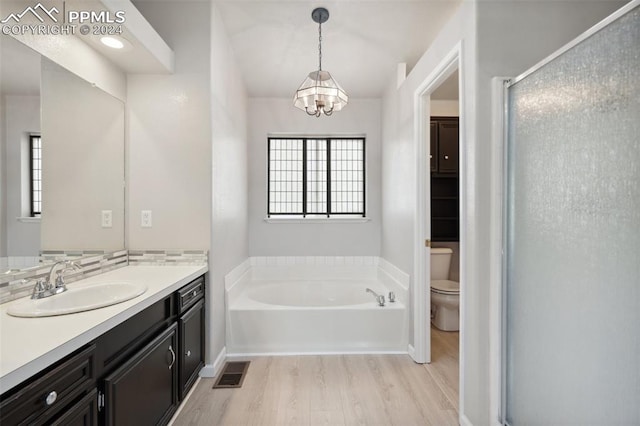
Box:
[128,250,208,265]
[0,249,208,304]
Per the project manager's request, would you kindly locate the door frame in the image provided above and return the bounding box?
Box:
[412,42,464,365]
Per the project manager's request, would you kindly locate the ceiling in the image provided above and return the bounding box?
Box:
[0,1,462,99]
[214,0,462,98]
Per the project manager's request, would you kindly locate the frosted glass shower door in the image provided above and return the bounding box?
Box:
[504,4,639,425]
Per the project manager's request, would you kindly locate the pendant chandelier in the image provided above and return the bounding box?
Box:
[293,7,348,117]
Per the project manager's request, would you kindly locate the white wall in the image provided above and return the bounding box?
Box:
[128,1,250,367]
[209,3,250,364]
[248,98,382,256]
[431,100,459,117]
[381,1,625,424]
[2,95,40,256]
[381,3,476,383]
[127,1,212,251]
[41,60,125,251]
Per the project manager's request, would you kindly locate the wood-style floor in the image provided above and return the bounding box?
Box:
[172,327,459,426]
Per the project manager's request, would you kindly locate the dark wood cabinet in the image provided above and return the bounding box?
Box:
[0,345,96,426]
[179,299,205,400]
[102,324,179,426]
[95,295,174,380]
[431,117,459,242]
[0,275,206,426]
[177,276,204,313]
[431,177,459,241]
[50,389,98,426]
[431,117,459,175]
[430,122,438,172]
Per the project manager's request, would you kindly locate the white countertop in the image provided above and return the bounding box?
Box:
[0,265,208,394]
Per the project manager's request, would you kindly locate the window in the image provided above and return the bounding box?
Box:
[268,137,365,217]
[30,134,42,217]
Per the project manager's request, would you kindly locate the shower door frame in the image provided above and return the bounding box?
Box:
[497,1,640,423]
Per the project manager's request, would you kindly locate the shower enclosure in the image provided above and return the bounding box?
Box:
[503,3,639,424]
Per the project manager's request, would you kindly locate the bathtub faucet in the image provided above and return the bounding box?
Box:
[366,288,385,307]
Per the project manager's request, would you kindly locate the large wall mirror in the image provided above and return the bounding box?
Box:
[0,36,125,273]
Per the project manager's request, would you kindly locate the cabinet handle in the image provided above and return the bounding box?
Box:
[168,345,176,370]
[45,391,57,406]
[429,154,432,159]
[192,290,197,297]
[444,155,449,160]
[186,350,192,357]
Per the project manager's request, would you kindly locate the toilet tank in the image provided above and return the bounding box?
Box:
[431,247,453,280]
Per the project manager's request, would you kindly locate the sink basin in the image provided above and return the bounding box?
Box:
[7,282,147,318]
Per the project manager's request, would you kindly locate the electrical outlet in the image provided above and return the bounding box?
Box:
[101,210,113,228]
[141,210,152,228]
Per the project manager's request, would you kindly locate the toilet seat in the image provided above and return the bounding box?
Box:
[431,279,459,295]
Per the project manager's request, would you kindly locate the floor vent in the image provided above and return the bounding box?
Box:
[212,361,250,389]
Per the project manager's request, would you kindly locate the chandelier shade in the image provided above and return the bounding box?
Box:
[293,8,348,117]
[293,70,349,117]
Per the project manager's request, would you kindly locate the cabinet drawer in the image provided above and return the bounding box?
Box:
[177,276,204,314]
[0,344,95,426]
[95,295,174,378]
[50,388,97,426]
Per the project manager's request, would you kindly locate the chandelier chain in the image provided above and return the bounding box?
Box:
[318,21,322,70]
[293,7,348,117]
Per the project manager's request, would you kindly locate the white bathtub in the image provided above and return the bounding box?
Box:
[226,275,408,355]
[247,280,387,307]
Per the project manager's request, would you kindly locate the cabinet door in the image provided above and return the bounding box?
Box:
[103,324,178,426]
[437,121,459,174]
[179,299,204,400]
[430,122,438,172]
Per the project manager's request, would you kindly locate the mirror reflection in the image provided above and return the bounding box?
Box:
[0,36,125,274]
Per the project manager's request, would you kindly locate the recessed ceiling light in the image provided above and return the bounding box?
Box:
[100,36,124,49]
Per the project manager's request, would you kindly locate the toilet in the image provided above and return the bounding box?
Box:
[430,247,459,331]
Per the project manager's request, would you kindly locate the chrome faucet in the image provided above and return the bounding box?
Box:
[366,288,385,307]
[31,260,82,300]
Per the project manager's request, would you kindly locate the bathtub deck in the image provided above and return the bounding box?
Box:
[172,327,459,425]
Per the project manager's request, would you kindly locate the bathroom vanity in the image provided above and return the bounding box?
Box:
[0,266,207,426]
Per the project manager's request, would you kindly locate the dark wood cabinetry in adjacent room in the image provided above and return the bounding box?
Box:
[431,116,459,242]
[0,275,206,426]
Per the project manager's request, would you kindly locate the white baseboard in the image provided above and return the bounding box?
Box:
[200,346,227,378]
[408,344,416,361]
[226,350,408,357]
